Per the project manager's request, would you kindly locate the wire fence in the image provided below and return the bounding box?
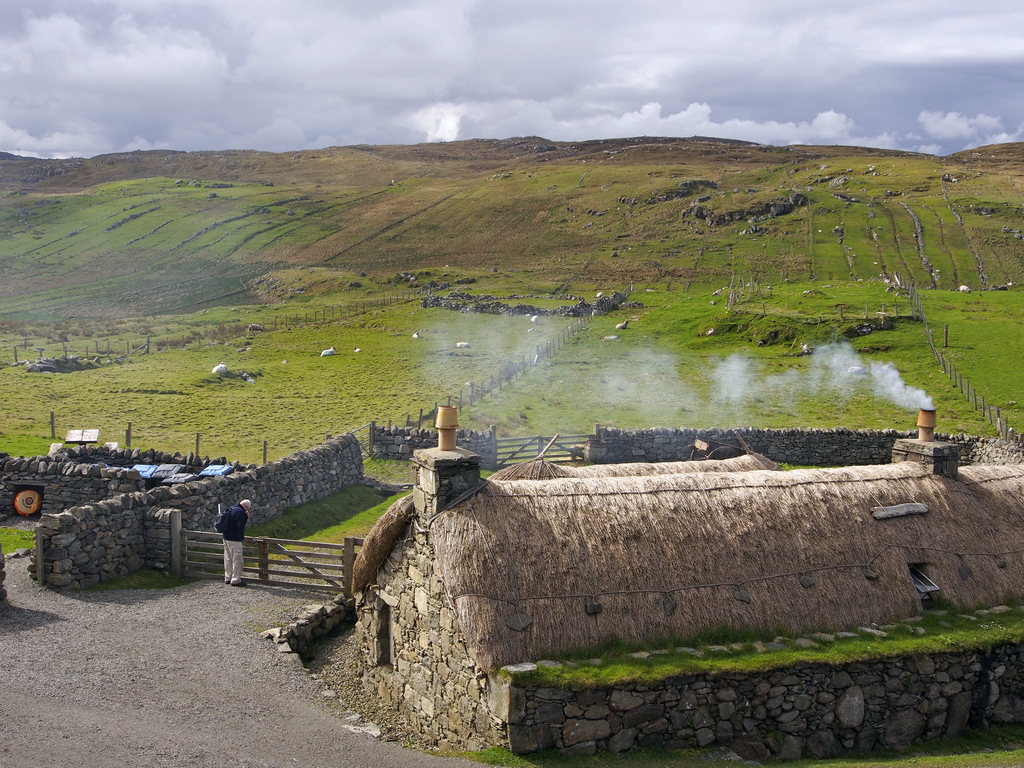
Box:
[378,316,592,430]
[5,291,418,363]
[904,277,1018,444]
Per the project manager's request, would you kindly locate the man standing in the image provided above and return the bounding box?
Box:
[220,499,252,586]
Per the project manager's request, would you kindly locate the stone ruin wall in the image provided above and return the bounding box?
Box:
[26,435,363,589]
[498,644,1024,758]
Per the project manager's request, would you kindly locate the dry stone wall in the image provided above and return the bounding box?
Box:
[0,456,148,518]
[368,424,1024,471]
[31,435,363,589]
[371,425,496,464]
[596,426,1024,467]
[499,643,1024,758]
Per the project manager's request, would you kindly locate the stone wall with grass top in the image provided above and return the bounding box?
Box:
[493,620,1024,759]
[30,435,363,589]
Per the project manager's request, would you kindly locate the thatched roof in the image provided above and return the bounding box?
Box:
[428,462,1024,671]
[488,452,779,481]
[352,494,413,595]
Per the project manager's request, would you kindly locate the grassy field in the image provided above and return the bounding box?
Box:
[0,272,1017,462]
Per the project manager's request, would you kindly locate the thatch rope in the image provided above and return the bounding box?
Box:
[429,461,1024,671]
[352,494,414,596]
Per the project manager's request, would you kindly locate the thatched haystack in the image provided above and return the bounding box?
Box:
[489,459,575,481]
[352,494,414,595]
[429,462,1024,671]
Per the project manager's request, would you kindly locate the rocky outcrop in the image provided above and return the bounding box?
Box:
[685,192,807,227]
[421,291,630,317]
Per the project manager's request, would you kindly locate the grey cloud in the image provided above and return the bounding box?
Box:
[2,0,1024,156]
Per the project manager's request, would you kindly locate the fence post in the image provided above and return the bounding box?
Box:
[944,324,949,348]
[258,539,269,584]
[343,537,356,598]
[34,534,46,586]
[368,421,376,457]
[195,432,201,457]
[263,440,268,464]
[170,509,182,577]
[50,411,55,439]
[126,422,132,448]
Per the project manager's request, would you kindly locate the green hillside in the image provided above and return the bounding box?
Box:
[3,138,1024,320]
[1,137,1023,459]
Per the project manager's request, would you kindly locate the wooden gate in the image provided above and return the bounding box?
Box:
[182,530,363,595]
[494,433,588,467]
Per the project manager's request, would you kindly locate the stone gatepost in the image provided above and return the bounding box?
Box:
[891,438,959,479]
[411,446,482,520]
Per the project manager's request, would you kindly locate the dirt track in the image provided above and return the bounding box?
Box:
[0,556,468,768]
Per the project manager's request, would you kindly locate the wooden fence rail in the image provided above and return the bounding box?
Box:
[181,529,364,596]
[495,433,589,466]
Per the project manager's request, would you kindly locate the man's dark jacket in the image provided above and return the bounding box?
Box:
[221,504,248,541]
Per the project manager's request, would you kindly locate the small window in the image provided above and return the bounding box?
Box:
[909,565,940,603]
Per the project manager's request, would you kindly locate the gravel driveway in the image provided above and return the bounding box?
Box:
[0,555,470,768]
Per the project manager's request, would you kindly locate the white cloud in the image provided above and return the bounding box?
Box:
[918,110,1003,139]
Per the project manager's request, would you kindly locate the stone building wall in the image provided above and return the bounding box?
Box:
[358,446,505,751]
[357,526,505,751]
[31,435,364,589]
[498,642,1024,759]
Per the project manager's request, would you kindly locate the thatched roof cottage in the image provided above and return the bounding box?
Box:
[353,437,1024,754]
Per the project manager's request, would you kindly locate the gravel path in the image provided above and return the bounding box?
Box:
[0,554,470,768]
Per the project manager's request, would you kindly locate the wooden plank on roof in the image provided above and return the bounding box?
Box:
[871,502,928,519]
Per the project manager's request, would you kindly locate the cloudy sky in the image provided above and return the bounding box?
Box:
[2,1,1022,158]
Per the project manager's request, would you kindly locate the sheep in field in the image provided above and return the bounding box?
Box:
[530,315,539,324]
[320,347,336,357]
[455,342,471,349]
[615,320,629,330]
[212,362,228,375]
[412,331,422,339]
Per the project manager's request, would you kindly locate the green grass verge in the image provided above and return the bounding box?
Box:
[84,570,188,590]
[246,484,396,542]
[508,605,1024,688]
[0,526,34,552]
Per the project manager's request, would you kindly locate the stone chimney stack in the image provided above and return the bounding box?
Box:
[891,409,959,479]
[411,447,481,521]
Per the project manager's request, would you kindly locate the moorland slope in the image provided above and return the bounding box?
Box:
[3,137,1023,319]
